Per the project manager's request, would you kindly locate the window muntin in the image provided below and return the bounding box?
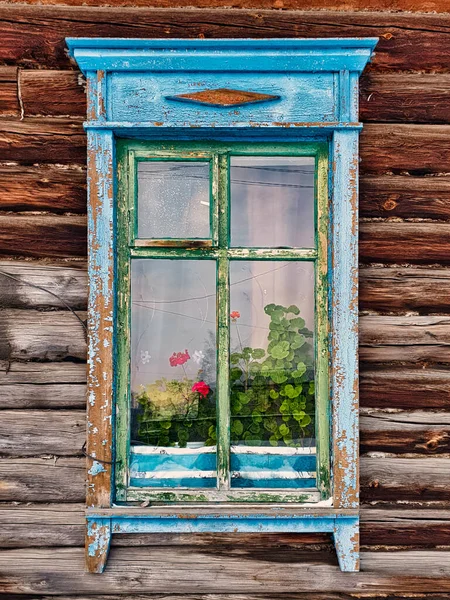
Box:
[116,141,329,503]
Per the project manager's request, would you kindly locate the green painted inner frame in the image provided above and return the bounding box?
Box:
[115,139,330,504]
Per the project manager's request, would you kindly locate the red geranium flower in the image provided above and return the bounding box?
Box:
[192,381,210,398]
[169,349,190,367]
[230,311,240,320]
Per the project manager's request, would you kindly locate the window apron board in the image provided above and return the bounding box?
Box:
[66,37,377,574]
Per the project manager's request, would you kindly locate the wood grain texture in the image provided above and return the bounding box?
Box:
[1,7,450,71]
[1,546,450,594]
[0,410,85,456]
[19,69,85,117]
[0,457,85,502]
[0,66,19,116]
[0,309,86,361]
[3,0,450,12]
[360,175,450,220]
[359,267,450,313]
[3,217,450,262]
[360,368,450,409]
[0,215,87,258]
[360,73,450,124]
[0,164,86,213]
[0,260,87,309]
[360,409,450,454]
[360,222,450,264]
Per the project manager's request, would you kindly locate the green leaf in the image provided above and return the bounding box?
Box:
[269,435,279,447]
[230,353,242,365]
[269,389,279,400]
[280,400,290,414]
[290,317,306,330]
[295,362,307,377]
[270,370,288,384]
[269,341,290,359]
[232,419,243,436]
[238,392,251,404]
[268,330,280,341]
[301,415,312,427]
[252,348,266,359]
[251,409,263,423]
[160,421,171,430]
[286,304,300,315]
[230,367,243,382]
[264,303,276,315]
[279,424,290,436]
[290,334,306,349]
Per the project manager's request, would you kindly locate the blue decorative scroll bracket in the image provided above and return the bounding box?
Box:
[86,509,359,573]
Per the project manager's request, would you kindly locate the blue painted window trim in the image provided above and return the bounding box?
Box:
[67,38,377,574]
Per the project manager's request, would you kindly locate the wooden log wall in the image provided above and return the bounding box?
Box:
[1,3,450,599]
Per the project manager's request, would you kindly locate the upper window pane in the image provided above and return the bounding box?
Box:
[137,161,210,239]
[230,156,315,248]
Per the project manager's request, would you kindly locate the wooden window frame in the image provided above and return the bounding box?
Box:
[66,37,377,575]
[115,140,330,505]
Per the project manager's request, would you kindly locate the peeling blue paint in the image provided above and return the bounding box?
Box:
[88,461,107,476]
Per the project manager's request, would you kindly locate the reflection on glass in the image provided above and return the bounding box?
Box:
[130,259,217,488]
[229,261,316,488]
[230,156,315,248]
[137,161,210,239]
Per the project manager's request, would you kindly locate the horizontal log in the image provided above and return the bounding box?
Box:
[19,69,85,117]
[360,409,450,454]
[19,71,450,125]
[360,73,450,124]
[0,410,85,456]
[0,215,87,258]
[1,454,449,503]
[1,7,450,71]
[360,175,450,220]
[2,547,450,593]
[361,456,450,501]
[1,120,449,174]
[0,164,86,213]
[360,368,450,409]
[3,216,450,262]
[0,309,86,361]
[0,360,86,384]
[1,503,449,551]
[2,261,450,315]
[359,267,450,313]
[0,457,85,502]
[0,66,19,117]
[0,260,87,309]
[360,222,450,264]
[1,310,449,364]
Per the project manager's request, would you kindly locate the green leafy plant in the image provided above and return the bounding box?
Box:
[135,303,315,448]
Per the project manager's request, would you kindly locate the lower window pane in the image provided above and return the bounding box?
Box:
[130,259,217,488]
[229,261,316,489]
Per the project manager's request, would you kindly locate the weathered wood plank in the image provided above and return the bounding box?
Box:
[3,217,450,262]
[0,164,86,213]
[2,262,450,314]
[0,410,85,457]
[0,457,85,502]
[0,383,86,409]
[361,456,450,502]
[1,120,449,174]
[360,223,450,265]
[2,311,448,364]
[360,409,450,454]
[0,309,86,361]
[360,175,450,220]
[360,125,450,174]
[0,215,87,258]
[19,70,85,117]
[360,73,450,124]
[0,260,87,309]
[1,547,450,593]
[0,66,19,117]
[360,368,450,409]
[1,455,448,503]
[0,360,86,384]
[360,267,450,313]
[0,118,85,164]
[1,7,450,71]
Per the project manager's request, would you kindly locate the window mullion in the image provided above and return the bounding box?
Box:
[217,153,230,490]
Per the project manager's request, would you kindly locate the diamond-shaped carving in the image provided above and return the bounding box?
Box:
[166,88,280,108]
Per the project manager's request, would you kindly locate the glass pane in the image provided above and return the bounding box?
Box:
[137,161,210,239]
[229,261,316,489]
[230,156,315,248]
[130,259,217,488]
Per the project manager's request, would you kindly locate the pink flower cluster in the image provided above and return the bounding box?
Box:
[230,311,240,320]
[169,349,190,367]
[192,381,210,398]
